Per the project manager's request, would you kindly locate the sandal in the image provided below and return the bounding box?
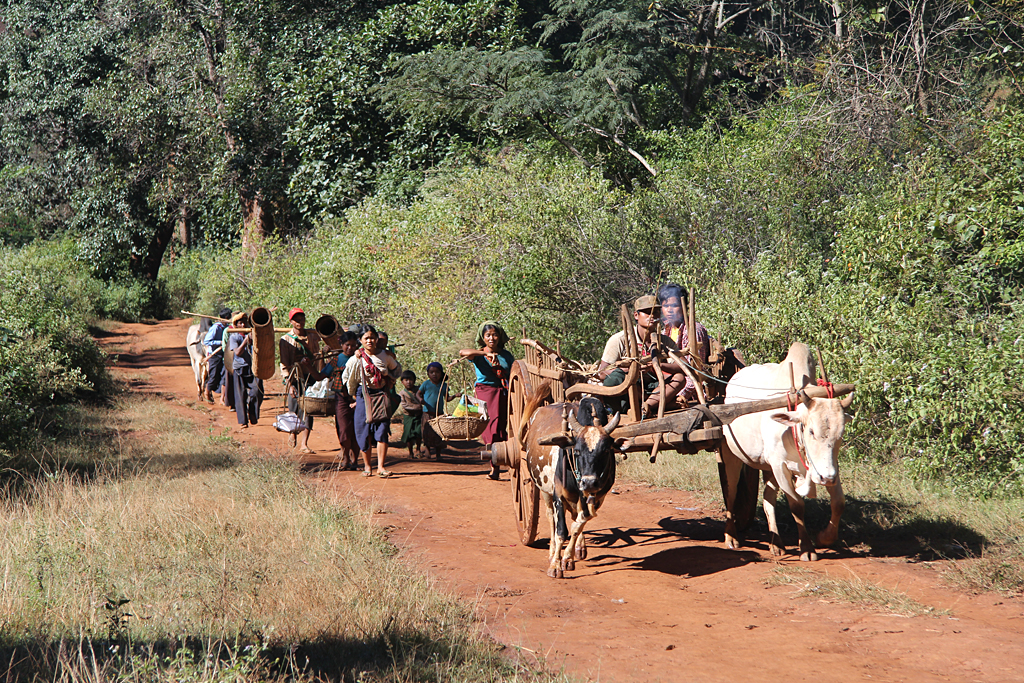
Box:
[487,469,501,481]
[377,470,393,478]
[300,447,315,455]
[362,470,373,477]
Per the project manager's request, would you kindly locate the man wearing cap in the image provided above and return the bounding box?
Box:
[280,307,322,452]
[594,295,687,417]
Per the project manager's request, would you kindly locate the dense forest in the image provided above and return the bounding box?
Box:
[3,0,1024,493]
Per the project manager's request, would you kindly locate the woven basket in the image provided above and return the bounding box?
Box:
[298,395,336,417]
[428,414,487,440]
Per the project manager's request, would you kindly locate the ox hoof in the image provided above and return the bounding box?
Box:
[547,566,563,579]
[561,557,575,572]
[724,534,740,550]
[769,544,784,557]
[800,551,818,562]
[816,528,839,548]
[575,545,587,561]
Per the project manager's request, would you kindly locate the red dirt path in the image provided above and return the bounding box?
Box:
[103,319,1024,683]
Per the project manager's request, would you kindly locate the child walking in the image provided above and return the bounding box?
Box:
[398,370,426,458]
[417,362,452,459]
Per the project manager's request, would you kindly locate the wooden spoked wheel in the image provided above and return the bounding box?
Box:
[508,360,540,545]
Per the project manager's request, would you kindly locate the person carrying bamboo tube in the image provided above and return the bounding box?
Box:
[202,307,232,404]
[228,312,262,428]
[657,283,710,404]
[279,307,321,453]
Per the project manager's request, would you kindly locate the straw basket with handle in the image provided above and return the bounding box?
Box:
[428,361,487,440]
[298,395,336,417]
[250,307,276,380]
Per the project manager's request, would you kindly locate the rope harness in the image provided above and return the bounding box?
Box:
[786,378,837,477]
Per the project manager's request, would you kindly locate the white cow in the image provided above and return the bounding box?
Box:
[186,323,209,401]
[720,342,853,561]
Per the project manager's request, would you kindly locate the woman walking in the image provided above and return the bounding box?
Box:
[343,325,402,477]
[459,321,515,480]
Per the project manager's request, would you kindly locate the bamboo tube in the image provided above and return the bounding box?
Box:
[250,307,276,380]
[315,314,340,349]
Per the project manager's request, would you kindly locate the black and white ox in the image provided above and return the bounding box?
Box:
[720,342,854,561]
[520,384,627,578]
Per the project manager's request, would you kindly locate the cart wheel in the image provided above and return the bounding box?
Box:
[511,454,540,545]
[508,360,540,545]
[508,360,531,451]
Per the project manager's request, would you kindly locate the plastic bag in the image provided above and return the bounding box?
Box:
[304,378,332,399]
[274,411,305,434]
[451,394,487,420]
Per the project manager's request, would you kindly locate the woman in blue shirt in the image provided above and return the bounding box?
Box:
[459,321,515,480]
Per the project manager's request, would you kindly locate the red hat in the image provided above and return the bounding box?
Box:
[288,307,305,321]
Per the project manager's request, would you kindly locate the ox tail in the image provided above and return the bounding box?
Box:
[516,381,553,447]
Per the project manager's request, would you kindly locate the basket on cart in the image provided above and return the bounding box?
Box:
[427,360,488,440]
[298,395,336,417]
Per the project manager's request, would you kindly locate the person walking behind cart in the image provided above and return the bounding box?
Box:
[418,362,452,458]
[229,313,262,428]
[202,308,232,404]
[280,307,321,454]
[459,321,515,481]
[343,325,401,477]
[319,331,360,469]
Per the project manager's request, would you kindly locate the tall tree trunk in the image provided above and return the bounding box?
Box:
[190,3,272,258]
[240,190,273,260]
[129,216,176,281]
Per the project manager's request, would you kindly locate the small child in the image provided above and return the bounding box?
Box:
[398,370,426,458]
[417,362,453,459]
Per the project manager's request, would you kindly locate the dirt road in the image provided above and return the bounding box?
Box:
[103,319,1024,683]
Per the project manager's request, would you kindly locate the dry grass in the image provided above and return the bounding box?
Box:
[763,567,947,617]
[0,395,559,682]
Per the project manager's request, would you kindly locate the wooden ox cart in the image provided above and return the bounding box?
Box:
[488,299,853,545]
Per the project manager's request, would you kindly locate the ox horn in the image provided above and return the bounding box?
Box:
[840,392,855,409]
[605,411,621,433]
[568,411,582,433]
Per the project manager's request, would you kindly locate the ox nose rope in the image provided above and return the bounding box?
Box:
[786,392,812,474]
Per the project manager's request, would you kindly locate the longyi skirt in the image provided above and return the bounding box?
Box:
[474,383,508,446]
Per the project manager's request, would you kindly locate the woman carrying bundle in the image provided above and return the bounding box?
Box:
[343,325,402,477]
[459,321,515,481]
[279,307,321,453]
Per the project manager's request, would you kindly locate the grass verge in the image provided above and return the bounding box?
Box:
[618,450,1024,594]
[0,394,559,682]
[763,567,946,617]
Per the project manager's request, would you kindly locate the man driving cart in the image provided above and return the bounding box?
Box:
[593,295,688,418]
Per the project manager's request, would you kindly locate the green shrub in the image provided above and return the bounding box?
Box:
[0,240,111,451]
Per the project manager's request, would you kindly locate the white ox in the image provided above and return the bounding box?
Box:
[720,342,853,561]
[186,324,209,401]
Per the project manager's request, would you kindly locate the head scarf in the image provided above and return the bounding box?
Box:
[426,361,444,373]
[475,320,509,349]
